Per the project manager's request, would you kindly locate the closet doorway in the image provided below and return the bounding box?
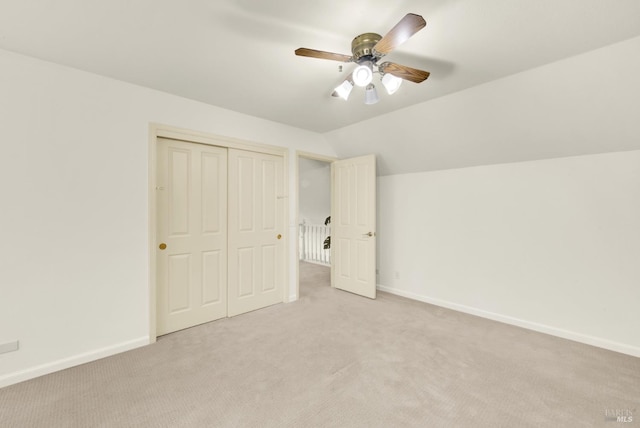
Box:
[150,125,288,339]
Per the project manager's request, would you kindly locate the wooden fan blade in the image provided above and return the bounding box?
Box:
[295,48,352,62]
[380,62,430,83]
[373,13,426,55]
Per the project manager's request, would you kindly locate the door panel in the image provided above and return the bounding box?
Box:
[202,250,222,304]
[157,138,228,335]
[332,155,376,299]
[238,247,255,297]
[201,152,223,233]
[262,245,276,291]
[169,148,190,235]
[168,254,190,312]
[228,149,285,316]
[238,156,255,232]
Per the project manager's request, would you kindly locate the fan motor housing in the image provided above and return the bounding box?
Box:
[351,33,382,62]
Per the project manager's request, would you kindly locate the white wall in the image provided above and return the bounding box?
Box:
[377,151,640,356]
[0,49,335,387]
[298,158,331,225]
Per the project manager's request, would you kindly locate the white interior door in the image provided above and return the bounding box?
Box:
[228,149,285,317]
[331,154,376,298]
[156,138,228,335]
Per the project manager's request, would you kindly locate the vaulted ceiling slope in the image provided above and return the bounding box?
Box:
[326,36,640,175]
[2,1,640,175]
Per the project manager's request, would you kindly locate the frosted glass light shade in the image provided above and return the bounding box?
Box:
[382,73,402,95]
[364,83,379,105]
[334,80,354,100]
[352,64,373,87]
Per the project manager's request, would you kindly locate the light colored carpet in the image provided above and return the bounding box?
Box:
[1,262,638,427]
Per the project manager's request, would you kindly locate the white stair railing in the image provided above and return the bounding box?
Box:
[299,223,331,265]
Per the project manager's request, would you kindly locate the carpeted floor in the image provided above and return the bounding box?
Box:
[1,262,638,427]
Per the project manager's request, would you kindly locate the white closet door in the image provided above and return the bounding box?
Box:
[228,149,285,317]
[156,138,228,335]
[332,154,377,299]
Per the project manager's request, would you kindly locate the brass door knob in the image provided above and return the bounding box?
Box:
[159,243,167,250]
[277,234,282,240]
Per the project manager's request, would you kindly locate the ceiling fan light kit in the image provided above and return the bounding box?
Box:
[352,63,374,87]
[334,79,354,100]
[381,73,403,95]
[364,83,380,105]
[295,13,430,105]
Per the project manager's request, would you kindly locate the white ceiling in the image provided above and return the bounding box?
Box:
[2,0,640,135]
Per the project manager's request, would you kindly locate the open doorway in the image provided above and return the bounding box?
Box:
[295,152,378,301]
[296,152,336,299]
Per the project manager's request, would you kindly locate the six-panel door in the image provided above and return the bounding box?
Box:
[227,149,285,317]
[156,138,228,335]
[332,155,377,299]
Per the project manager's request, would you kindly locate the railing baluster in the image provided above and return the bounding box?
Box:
[299,223,331,266]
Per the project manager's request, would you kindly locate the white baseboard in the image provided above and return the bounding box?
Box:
[0,337,150,389]
[377,284,640,358]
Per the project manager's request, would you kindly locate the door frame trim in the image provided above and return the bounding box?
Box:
[294,151,338,301]
[148,123,289,342]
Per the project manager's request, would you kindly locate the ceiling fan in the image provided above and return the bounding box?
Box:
[295,13,430,104]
